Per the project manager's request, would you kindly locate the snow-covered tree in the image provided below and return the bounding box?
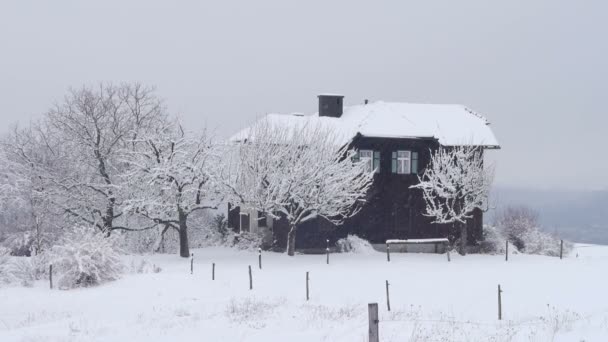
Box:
[229,120,374,256]
[411,145,494,255]
[123,122,223,257]
[2,83,168,237]
[0,127,61,254]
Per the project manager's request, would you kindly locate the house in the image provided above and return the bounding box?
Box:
[228,94,499,251]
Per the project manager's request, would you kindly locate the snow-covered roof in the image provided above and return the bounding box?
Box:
[231,101,500,148]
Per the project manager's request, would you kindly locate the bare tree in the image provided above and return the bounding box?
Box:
[123,121,222,257]
[229,120,374,256]
[5,83,169,235]
[411,145,494,255]
[0,125,63,254]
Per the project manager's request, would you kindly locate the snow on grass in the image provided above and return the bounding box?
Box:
[1,244,607,341]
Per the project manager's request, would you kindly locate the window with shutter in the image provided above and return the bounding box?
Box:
[391,151,397,173]
[373,151,380,173]
[396,151,411,174]
[257,211,267,227]
[411,151,419,174]
[359,150,373,172]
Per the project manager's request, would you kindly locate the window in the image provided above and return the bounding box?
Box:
[257,211,267,227]
[359,150,373,172]
[391,150,417,174]
[239,212,250,232]
[357,150,380,173]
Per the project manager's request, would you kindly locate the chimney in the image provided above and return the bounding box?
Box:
[318,94,344,118]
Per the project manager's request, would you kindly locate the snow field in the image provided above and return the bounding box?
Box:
[1,245,607,341]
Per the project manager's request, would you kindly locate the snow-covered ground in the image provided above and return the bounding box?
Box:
[1,245,607,341]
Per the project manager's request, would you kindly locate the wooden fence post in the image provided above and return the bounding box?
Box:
[326,239,330,265]
[49,264,53,290]
[560,240,563,259]
[191,253,194,274]
[248,265,253,290]
[368,303,379,342]
[447,248,451,262]
[505,241,508,262]
[258,248,262,270]
[498,284,502,320]
[385,280,391,311]
[306,271,310,301]
[386,243,390,262]
[212,263,215,280]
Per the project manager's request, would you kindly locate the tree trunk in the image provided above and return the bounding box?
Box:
[178,210,190,258]
[459,222,468,256]
[286,224,297,256]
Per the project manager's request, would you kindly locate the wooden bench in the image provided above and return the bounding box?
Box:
[386,238,450,254]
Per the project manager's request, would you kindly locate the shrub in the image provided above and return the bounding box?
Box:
[336,235,375,254]
[210,214,228,239]
[129,259,162,274]
[3,231,35,257]
[0,247,10,284]
[521,229,572,257]
[479,225,502,254]
[495,206,539,250]
[225,231,264,251]
[51,226,123,289]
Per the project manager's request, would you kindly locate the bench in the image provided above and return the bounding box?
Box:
[386,238,450,254]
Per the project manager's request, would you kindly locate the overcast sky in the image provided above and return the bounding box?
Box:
[0,1,606,190]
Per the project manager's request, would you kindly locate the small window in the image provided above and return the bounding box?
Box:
[257,211,267,227]
[392,150,411,174]
[359,150,373,172]
[358,150,379,173]
[411,151,419,174]
[239,213,250,232]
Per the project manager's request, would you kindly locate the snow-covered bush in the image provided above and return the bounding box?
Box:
[224,231,264,251]
[336,235,375,254]
[10,254,47,285]
[129,259,162,274]
[0,247,10,284]
[3,231,35,256]
[51,226,124,289]
[495,206,539,250]
[0,249,48,286]
[479,225,506,254]
[521,229,572,257]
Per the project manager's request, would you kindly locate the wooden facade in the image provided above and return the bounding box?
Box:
[228,135,484,251]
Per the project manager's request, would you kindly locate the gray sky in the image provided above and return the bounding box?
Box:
[1,1,606,190]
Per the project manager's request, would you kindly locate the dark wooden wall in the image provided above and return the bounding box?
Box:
[228,136,485,250]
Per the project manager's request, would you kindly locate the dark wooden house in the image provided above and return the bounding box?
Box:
[228,95,499,251]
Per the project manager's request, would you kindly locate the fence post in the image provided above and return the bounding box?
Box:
[212,263,215,280]
[386,243,390,262]
[49,264,53,290]
[560,240,563,259]
[248,265,253,290]
[191,253,194,274]
[505,241,508,262]
[385,280,391,311]
[447,248,451,262]
[498,284,502,320]
[326,239,330,265]
[258,248,262,270]
[368,303,379,342]
[306,271,310,301]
